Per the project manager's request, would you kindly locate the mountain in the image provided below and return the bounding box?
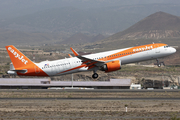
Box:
[103,11,180,41]
[61,33,92,44]
[91,34,106,42]
[2,5,180,46]
[61,33,105,44]
[2,4,180,36]
[0,28,67,47]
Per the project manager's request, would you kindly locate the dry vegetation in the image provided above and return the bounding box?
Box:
[0,90,180,99]
[0,90,180,120]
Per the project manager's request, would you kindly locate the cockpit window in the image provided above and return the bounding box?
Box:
[164,45,169,48]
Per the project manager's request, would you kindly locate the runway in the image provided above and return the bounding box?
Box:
[1,89,180,101]
[0,116,174,120]
[1,97,180,100]
[0,89,180,92]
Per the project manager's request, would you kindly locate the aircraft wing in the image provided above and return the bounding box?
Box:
[70,47,105,70]
[78,55,105,68]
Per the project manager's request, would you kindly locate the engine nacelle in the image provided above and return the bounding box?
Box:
[101,60,121,73]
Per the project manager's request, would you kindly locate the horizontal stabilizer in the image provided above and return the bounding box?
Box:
[7,69,27,75]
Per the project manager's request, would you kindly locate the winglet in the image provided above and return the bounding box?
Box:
[68,54,73,58]
[70,47,79,56]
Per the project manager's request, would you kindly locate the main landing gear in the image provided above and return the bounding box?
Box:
[92,69,99,79]
[92,73,98,79]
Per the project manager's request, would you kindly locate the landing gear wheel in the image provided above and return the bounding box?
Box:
[92,73,98,79]
[157,63,161,67]
[156,59,161,67]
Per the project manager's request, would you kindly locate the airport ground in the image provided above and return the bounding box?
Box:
[0,90,180,120]
[0,47,180,119]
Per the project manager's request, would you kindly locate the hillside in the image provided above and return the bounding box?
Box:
[1,6,180,47]
[164,47,180,65]
[61,33,105,44]
[1,5,180,46]
[2,4,180,36]
[0,28,68,47]
[103,11,180,41]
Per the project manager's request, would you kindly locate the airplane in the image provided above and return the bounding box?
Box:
[6,43,176,79]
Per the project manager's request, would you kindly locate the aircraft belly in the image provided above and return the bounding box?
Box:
[121,51,153,64]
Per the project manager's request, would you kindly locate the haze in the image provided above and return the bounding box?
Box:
[0,0,180,46]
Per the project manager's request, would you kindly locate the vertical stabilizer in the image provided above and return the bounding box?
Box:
[5,45,34,69]
[5,45,48,76]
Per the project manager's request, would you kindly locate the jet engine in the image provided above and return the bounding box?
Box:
[101,60,121,72]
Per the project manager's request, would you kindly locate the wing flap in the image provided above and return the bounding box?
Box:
[70,48,105,70]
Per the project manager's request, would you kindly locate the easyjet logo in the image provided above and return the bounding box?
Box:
[8,47,28,65]
[133,46,153,52]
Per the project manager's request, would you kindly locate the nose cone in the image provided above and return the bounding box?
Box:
[172,47,176,53]
[171,47,176,54]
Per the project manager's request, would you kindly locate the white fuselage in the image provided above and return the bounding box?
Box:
[36,45,176,76]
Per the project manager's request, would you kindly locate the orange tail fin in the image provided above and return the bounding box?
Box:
[6,45,48,76]
[5,45,34,69]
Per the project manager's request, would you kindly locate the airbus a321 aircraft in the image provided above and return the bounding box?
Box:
[6,43,176,79]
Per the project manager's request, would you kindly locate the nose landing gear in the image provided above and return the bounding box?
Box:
[156,59,165,67]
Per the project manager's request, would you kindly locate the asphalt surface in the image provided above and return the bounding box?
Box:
[0,89,180,92]
[1,97,180,100]
[0,116,174,119]
[1,89,180,100]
